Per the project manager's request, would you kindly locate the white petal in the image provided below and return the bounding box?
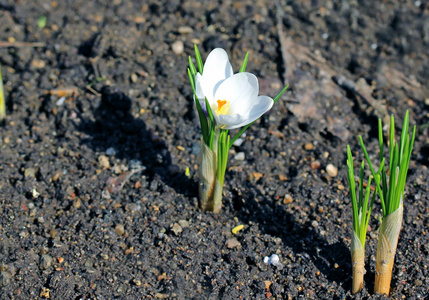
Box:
[214,73,258,115]
[194,73,207,110]
[202,48,233,101]
[223,95,273,129]
[217,113,246,129]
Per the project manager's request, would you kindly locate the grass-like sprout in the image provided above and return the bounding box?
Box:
[359,111,416,295]
[346,146,381,294]
[0,63,5,122]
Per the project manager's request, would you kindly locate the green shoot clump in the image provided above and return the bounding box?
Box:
[359,111,416,217]
[346,146,381,294]
[359,111,416,295]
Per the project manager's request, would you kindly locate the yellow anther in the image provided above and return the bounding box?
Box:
[215,99,230,115]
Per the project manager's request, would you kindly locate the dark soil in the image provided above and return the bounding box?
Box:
[1,0,428,299]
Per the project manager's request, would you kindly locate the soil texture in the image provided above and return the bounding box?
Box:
[1,0,429,299]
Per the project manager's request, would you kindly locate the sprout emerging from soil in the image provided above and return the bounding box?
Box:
[346,146,381,294]
[188,45,288,213]
[359,111,416,295]
[0,63,5,122]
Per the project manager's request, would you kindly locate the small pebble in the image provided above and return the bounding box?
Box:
[278,174,287,181]
[39,254,53,270]
[172,41,184,55]
[233,138,244,147]
[311,220,319,227]
[40,287,50,298]
[263,254,283,269]
[49,228,57,238]
[24,168,36,178]
[234,152,245,161]
[226,238,241,249]
[98,155,110,169]
[31,188,40,198]
[283,194,293,204]
[178,220,189,228]
[178,26,193,34]
[0,271,11,287]
[51,170,62,181]
[326,164,338,177]
[130,73,138,83]
[415,279,423,286]
[106,147,116,156]
[311,161,321,169]
[171,223,182,235]
[304,143,314,150]
[115,224,125,235]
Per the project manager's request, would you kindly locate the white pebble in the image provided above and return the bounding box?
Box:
[172,41,184,55]
[326,164,338,177]
[233,138,244,147]
[56,96,66,106]
[234,152,245,161]
[263,254,283,269]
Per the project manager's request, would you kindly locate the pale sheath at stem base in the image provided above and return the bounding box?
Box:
[351,230,365,294]
[374,202,403,295]
[198,137,223,213]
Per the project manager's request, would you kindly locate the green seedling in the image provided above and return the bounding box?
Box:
[346,146,381,294]
[359,111,416,295]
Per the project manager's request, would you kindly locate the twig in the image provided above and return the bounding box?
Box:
[0,41,46,48]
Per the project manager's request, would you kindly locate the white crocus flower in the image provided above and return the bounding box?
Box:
[195,48,274,130]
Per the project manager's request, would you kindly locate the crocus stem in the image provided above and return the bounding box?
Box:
[374,202,404,295]
[351,230,365,294]
[212,179,223,214]
[199,138,217,212]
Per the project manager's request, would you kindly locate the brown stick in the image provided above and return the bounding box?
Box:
[0,41,46,48]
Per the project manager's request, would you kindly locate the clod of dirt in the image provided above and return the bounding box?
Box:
[39,254,53,270]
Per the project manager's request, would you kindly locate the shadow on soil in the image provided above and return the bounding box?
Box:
[235,185,352,290]
[78,85,198,198]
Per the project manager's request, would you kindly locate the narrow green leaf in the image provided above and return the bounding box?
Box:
[359,135,386,213]
[189,56,197,76]
[205,97,216,149]
[378,118,384,160]
[194,45,204,74]
[347,145,359,233]
[379,119,388,202]
[195,96,209,145]
[229,84,289,149]
[389,115,395,174]
[360,175,373,241]
[399,110,409,165]
[273,84,289,104]
[229,121,254,149]
[239,52,249,73]
[188,68,195,93]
